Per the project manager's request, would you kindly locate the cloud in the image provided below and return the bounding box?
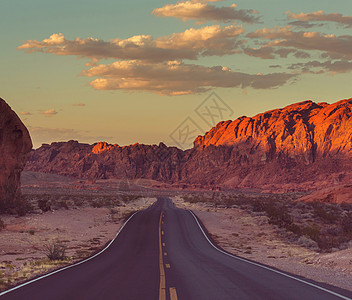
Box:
[288,60,352,75]
[20,111,32,115]
[242,46,310,60]
[157,25,245,56]
[18,25,245,62]
[73,103,86,107]
[152,0,260,23]
[18,33,196,62]
[40,109,58,116]
[287,10,352,28]
[82,60,295,95]
[247,26,352,60]
[287,20,322,29]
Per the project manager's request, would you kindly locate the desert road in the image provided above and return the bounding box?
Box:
[1,198,352,300]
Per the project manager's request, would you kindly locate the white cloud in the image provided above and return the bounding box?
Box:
[18,25,245,62]
[152,0,260,23]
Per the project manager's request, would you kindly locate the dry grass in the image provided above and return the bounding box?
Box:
[182,192,352,252]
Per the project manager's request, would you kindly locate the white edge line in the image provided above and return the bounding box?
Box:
[0,210,141,297]
[188,210,352,300]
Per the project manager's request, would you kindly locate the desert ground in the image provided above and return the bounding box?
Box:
[0,172,351,292]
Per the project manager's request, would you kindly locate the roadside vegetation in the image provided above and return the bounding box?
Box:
[22,193,142,213]
[182,193,352,253]
[0,189,150,292]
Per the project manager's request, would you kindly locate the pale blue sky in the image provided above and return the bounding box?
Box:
[1,0,351,148]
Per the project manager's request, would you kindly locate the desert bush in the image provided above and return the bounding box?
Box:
[0,218,5,231]
[38,199,51,212]
[340,202,352,211]
[297,236,319,250]
[43,242,66,261]
[301,225,321,241]
[121,210,138,222]
[57,200,69,210]
[265,203,293,228]
[313,204,339,223]
[252,199,267,212]
[223,198,237,208]
[341,212,352,233]
[316,235,340,251]
[91,200,104,208]
[110,208,119,215]
[73,197,84,207]
[182,196,204,204]
[120,195,141,203]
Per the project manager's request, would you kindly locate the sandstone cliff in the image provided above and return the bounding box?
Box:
[0,98,32,213]
[25,98,352,192]
[26,141,185,182]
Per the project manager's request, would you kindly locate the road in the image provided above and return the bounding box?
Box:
[1,198,352,300]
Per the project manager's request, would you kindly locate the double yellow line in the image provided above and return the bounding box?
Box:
[158,211,178,300]
[159,211,166,300]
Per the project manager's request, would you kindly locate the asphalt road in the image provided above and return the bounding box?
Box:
[1,198,352,300]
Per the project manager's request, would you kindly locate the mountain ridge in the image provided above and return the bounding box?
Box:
[25,98,352,192]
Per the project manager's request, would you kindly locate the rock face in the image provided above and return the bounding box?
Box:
[25,98,352,192]
[183,99,352,191]
[0,98,32,212]
[26,141,185,182]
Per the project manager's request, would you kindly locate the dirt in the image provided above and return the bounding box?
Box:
[0,197,155,291]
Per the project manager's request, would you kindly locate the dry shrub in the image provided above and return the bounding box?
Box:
[43,242,67,261]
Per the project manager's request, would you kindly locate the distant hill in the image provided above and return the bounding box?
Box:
[25,98,352,193]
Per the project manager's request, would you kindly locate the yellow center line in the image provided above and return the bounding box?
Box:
[170,287,178,300]
[159,211,166,300]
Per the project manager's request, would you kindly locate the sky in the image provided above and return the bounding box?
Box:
[1,0,352,149]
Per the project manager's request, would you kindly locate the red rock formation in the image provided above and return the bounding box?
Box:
[183,100,346,190]
[26,141,184,181]
[92,142,118,154]
[0,98,32,213]
[25,98,352,192]
[298,185,352,204]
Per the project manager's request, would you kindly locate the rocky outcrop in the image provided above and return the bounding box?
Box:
[26,141,185,182]
[25,98,352,192]
[0,98,32,213]
[182,99,352,191]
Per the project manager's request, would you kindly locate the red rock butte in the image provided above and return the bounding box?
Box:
[25,98,352,193]
[0,98,32,213]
